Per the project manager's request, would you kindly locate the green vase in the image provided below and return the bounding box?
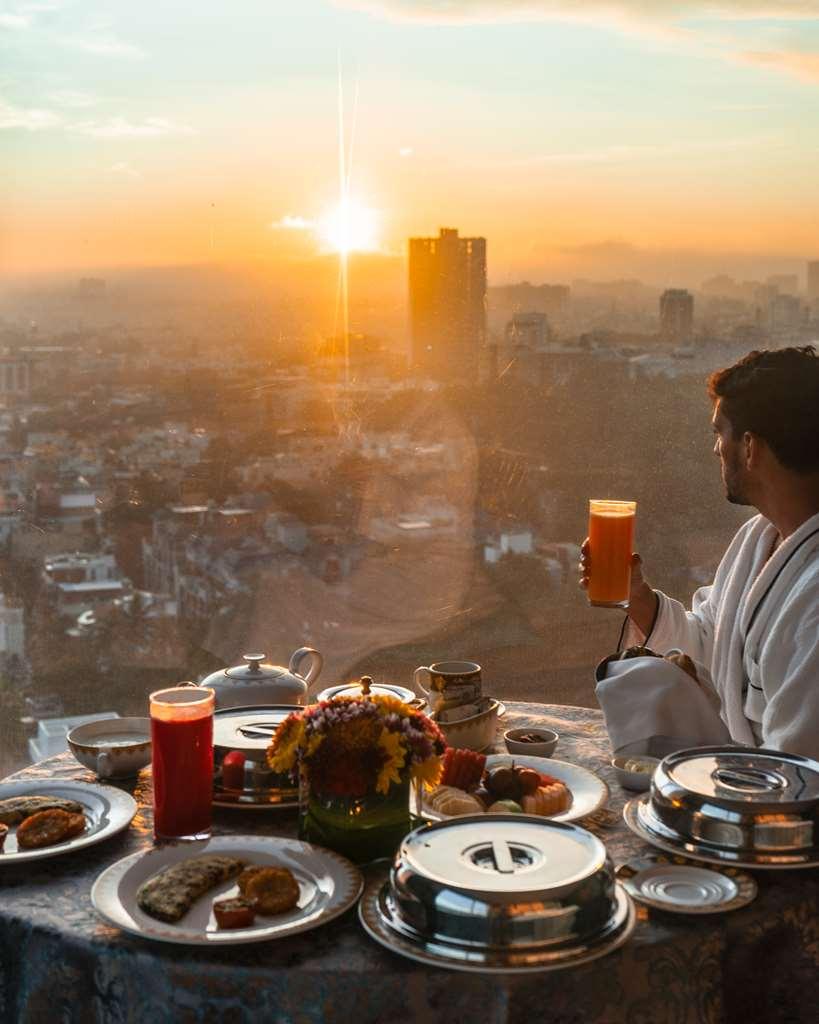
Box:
[299,774,412,864]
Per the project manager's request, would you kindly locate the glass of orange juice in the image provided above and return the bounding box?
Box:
[587,500,636,608]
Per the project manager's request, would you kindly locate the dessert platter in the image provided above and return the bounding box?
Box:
[359,814,636,973]
[0,780,137,864]
[615,855,757,915]
[91,834,364,946]
[422,749,608,824]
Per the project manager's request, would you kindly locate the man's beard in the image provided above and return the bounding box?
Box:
[723,464,751,505]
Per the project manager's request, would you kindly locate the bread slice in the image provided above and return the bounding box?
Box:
[136,855,245,923]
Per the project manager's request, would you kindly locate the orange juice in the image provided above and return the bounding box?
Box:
[587,500,636,607]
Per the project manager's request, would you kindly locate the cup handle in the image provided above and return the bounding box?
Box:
[290,647,324,691]
[96,750,113,778]
[413,666,432,696]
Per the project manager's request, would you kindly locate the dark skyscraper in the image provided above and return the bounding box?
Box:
[659,288,694,344]
[409,227,486,380]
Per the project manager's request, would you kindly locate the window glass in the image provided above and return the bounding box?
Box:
[2,1,808,775]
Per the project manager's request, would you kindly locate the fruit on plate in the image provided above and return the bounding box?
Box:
[485,765,523,802]
[487,799,523,813]
[440,748,486,791]
[221,751,246,790]
[428,785,485,816]
[521,783,571,816]
[516,767,542,795]
[427,750,574,820]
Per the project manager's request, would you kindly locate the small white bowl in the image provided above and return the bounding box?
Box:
[611,754,660,792]
[438,699,500,751]
[504,728,558,757]
[68,717,152,779]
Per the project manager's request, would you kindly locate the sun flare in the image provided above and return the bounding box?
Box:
[319,197,379,254]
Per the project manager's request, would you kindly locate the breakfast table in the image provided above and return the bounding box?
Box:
[1,701,818,1024]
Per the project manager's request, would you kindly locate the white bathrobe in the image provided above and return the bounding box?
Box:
[623,511,819,760]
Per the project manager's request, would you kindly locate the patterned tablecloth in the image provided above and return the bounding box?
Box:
[1,702,818,1024]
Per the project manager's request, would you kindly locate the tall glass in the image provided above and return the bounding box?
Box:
[587,499,636,609]
[149,685,214,841]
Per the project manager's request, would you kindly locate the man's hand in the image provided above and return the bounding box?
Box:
[579,539,659,638]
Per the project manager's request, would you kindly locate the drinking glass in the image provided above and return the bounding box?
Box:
[149,685,214,841]
[587,499,637,609]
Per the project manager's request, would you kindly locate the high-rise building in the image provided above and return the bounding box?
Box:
[409,227,486,379]
[659,289,694,344]
[807,260,819,301]
[505,312,552,351]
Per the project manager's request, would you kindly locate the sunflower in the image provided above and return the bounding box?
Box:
[375,727,407,794]
[414,754,444,790]
[267,714,307,773]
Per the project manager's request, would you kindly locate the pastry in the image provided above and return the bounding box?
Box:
[241,866,300,915]
[15,808,86,849]
[0,795,83,826]
[136,855,245,923]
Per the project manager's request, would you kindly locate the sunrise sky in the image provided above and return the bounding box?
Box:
[3,0,819,278]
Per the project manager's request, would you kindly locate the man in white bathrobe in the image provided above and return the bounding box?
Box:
[582,345,819,760]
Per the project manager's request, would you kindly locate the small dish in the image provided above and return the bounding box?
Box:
[68,717,152,779]
[615,856,757,915]
[611,755,660,792]
[504,728,558,757]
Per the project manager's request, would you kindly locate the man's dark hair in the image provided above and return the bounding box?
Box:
[707,346,819,474]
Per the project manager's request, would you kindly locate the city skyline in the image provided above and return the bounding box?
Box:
[3,2,819,279]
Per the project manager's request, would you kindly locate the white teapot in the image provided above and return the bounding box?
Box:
[201,649,323,710]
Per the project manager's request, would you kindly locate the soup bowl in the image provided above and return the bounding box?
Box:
[67,717,152,779]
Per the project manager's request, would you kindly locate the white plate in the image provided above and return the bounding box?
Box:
[0,780,137,865]
[422,755,608,824]
[615,858,757,915]
[91,834,363,945]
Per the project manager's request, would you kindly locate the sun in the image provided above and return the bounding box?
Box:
[319,197,379,254]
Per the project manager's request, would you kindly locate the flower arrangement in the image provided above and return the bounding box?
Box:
[267,693,446,799]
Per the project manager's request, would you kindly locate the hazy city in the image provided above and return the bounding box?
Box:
[3,237,818,774]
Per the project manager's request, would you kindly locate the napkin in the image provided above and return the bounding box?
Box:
[595,652,732,757]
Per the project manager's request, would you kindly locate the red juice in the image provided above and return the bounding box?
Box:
[150,687,214,840]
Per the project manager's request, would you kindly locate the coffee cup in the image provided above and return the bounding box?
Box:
[413,661,482,714]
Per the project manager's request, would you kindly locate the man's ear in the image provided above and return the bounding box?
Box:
[744,431,762,469]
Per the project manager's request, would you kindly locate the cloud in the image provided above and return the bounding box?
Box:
[271,215,316,230]
[0,99,60,130]
[109,161,141,178]
[0,13,30,29]
[333,1,819,26]
[70,116,196,138]
[739,47,819,81]
[48,89,99,109]
[61,33,145,58]
[507,134,775,166]
[399,146,414,157]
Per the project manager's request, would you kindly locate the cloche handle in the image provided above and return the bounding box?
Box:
[289,647,323,692]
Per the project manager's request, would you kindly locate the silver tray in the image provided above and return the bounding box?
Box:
[359,871,635,974]
[624,793,819,869]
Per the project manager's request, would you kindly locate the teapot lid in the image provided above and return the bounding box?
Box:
[223,653,288,681]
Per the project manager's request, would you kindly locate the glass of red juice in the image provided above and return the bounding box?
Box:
[150,685,214,841]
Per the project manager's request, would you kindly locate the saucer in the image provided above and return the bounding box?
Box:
[615,856,757,915]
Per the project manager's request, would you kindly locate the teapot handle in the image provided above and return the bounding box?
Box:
[289,647,323,691]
